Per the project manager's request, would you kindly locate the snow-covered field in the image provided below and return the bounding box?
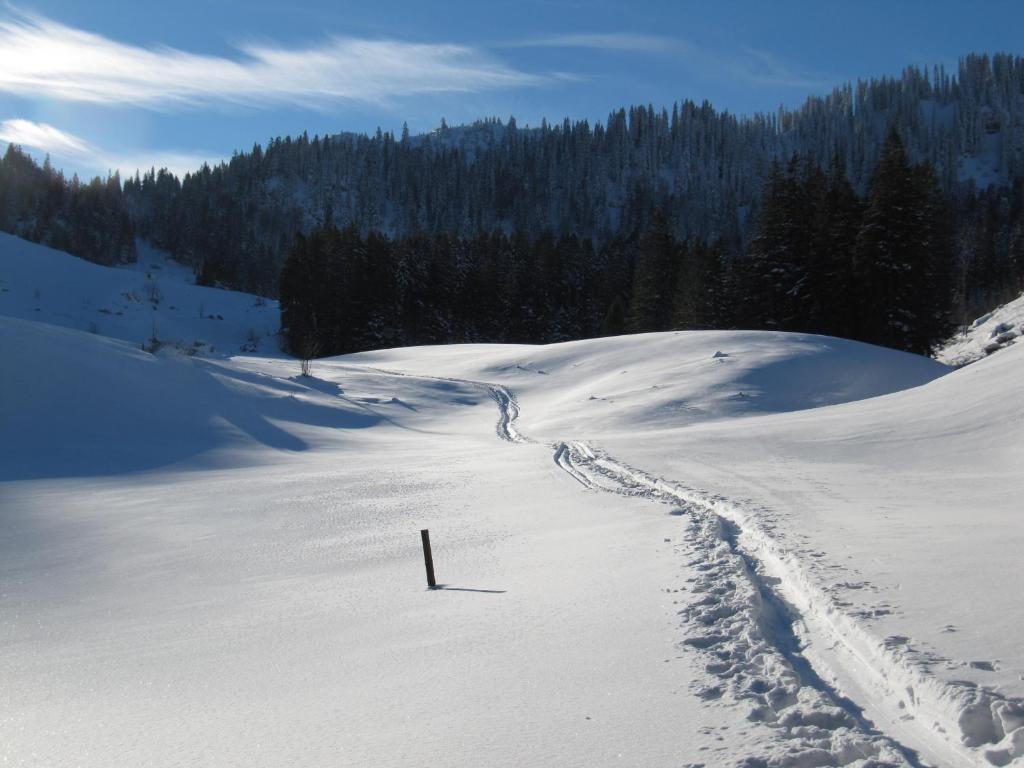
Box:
[2,235,1022,767]
[348,336,1024,767]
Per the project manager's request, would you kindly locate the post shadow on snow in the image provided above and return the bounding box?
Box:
[428,584,507,594]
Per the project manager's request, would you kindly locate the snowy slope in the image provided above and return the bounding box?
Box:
[589,346,1024,767]
[347,331,949,436]
[0,318,768,767]
[937,292,1024,367]
[2,314,961,768]
[0,232,279,355]
[351,335,1024,767]
[0,317,384,480]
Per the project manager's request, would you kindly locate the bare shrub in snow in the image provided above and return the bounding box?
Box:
[295,336,321,377]
[240,328,260,353]
[146,278,162,305]
[141,320,162,353]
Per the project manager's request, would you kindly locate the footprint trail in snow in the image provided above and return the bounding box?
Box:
[481,382,1024,768]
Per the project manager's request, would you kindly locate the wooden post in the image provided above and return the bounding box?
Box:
[421,529,437,588]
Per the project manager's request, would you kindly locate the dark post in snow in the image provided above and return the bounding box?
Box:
[421,529,437,588]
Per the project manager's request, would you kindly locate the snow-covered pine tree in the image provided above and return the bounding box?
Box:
[854,127,953,353]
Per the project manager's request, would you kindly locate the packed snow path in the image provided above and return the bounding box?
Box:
[487,390,909,766]
[487,384,526,444]
[549,443,1024,768]
[479,380,1024,768]
[359,365,527,444]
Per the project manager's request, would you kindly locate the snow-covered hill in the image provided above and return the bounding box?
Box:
[346,331,948,436]
[2,234,1022,767]
[937,292,1024,367]
[0,316,387,480]
[0,231,279,356]
[351,337,1024,767]
[593,345,1024,768]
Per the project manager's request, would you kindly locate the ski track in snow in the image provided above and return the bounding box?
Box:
[549,442,1024,768]
[553,441,917,768]
[486,384,526,444]
[464,377,1024,768]
[360,365,526,444]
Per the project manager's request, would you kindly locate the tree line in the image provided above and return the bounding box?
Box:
[282,129,958,357]
[0,145,135,265]
[123,54,1024,303]
[4,54,1024,353]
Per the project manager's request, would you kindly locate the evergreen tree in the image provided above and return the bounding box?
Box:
[691,239,733,329]
[0,145,136,266]
[809,153,861,338]
[279,233,321,357]
[601,295,627,337]
[744,157,812,331]
[855,128,953,353]
[629,209,678,332]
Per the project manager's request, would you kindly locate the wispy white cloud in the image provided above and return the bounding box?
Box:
[0,118,92,156]
[0,9,543,110]
[0,118,217,177]
[508,32,681,53]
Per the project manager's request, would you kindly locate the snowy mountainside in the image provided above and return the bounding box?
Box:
[0,232,279,356]
[958,128,1006,189]
[406,118,519,161]
[119,54,1024,304]
[937,291,1024,366]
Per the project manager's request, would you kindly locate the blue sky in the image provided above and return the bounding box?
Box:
[1,0,1022,179]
